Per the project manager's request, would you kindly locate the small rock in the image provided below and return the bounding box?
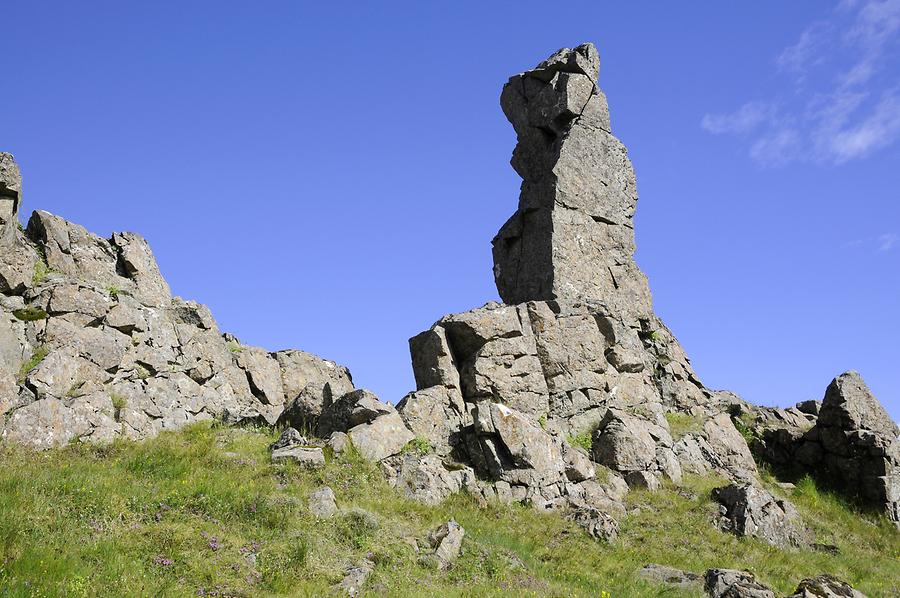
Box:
[328,431,351,454]
[308,486,337,519]
[787,574,867,598]
[271,446,325,468]
[625,470,661,491]
[704,568,776,598]
[269,427,307,451]
[636,564,701,591]
[712,483,809,547]
[336,558,374,597]
[421,519,465,570]
[566,506,618,542]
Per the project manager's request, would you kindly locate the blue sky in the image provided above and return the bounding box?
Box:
[4,1,898,419]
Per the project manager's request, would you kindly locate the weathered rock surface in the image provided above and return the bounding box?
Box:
[712,483,809,548]
[0,153,355,448]
[704,568,776,598]
[745,371,899,527]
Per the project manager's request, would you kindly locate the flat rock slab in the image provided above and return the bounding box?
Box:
[271,446,325,468]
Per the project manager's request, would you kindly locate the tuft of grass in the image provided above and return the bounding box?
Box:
[664,412,704,440]
[566,431,593,453]
[106,285,121,299]
[31,261,51,286]
[16,346,50,383]
[732,413,758,445]
[135,364,152,380]
[12,306,48,322]
[0,425,895,597]
[110,393,127,421]
[226,342,244,354]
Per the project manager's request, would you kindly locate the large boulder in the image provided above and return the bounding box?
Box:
[712,483,809,548]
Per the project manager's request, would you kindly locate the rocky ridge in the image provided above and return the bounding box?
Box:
[0,152,354,447]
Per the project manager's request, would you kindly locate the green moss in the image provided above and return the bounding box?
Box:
[16,346,49,383]
[12,306,48,322]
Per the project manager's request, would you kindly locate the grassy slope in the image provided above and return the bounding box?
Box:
[0,424,896,597]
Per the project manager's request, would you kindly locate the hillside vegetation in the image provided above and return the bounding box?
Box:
[0,423,896,597]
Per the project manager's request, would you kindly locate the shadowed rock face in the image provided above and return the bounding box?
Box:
[0,153,355,448]
[492,43,650,314]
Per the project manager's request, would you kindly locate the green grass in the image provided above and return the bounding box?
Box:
[664,412,704,440]
[105,285,121,299]
[16,346,49,383]
[0,424,896,597]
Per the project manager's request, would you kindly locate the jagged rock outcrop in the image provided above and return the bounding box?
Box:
[745,371,899,527]
[389,44,759,528]
[0,152,355,447]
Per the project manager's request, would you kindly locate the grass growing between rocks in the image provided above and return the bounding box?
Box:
[0,424,896,597]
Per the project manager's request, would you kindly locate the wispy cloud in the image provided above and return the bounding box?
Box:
[843,232,898,252]
[702,0,900,167]
[701,102,774,134]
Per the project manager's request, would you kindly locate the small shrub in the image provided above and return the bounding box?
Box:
[17,346,50,383]
[337,508,379,549]
[12,306,48,322]
[226,341,244,354]
[31,261,51,286]
[106,285,121,299]
[538,414,547,429]
[135,364,152,379]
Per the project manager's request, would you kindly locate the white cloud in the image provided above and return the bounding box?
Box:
[703,0,900,167]
[701,102,773,135]
[878,233,898,251]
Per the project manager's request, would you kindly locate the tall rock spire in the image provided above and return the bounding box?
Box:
[492,43,651,314]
